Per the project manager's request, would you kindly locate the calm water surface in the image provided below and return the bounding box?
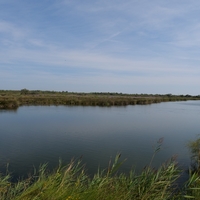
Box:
[0,101,200,180]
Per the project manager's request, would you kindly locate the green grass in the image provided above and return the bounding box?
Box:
[1,137,200,200]
[2,138,200,200]
[183,137,200,199]
[0,155,182,200]
[0,157,199,199]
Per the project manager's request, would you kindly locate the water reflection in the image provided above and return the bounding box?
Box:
[0,108,18,113]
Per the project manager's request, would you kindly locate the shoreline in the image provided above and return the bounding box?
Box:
[1,90,200,109]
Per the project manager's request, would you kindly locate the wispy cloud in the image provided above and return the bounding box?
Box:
[0,20,27,39]
[1,0,200,94]
[1,44,199,75]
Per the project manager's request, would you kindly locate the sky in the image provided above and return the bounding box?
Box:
[1,0,200,95]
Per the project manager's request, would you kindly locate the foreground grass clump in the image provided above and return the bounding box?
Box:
[3,137,200,199]
[183,137,200,199]
[0,155,181,200]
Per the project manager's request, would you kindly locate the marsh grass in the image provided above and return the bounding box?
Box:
[1,122,200,199]
[182,137,200,199]
[2,138,200,199]
[1,90,200,109]
[0,152,183,200]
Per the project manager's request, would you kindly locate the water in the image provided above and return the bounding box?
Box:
[0,101,200,181]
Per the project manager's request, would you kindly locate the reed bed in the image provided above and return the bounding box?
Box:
[1,90,200,109]
[0,155,182,200]
[0,149,198,200]
[1,138,200,199]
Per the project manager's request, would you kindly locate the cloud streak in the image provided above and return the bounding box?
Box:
[1,0,200,94]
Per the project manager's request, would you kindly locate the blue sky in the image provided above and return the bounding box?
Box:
[1,0,200,94]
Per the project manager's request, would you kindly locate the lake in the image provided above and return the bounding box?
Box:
[0,101,200,181]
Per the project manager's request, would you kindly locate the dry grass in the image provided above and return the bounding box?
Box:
[1,90,200,109]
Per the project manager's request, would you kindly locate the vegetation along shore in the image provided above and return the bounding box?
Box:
[1,89,200,109]
[0,138,200,199]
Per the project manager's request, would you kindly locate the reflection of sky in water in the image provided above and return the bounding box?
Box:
[0,101,200,180]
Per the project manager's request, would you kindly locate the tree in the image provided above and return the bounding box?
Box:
[20,88,29,95]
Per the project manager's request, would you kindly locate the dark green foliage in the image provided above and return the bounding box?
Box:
[20,89,29,95]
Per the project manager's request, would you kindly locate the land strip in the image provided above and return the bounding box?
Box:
[1,89,200,109]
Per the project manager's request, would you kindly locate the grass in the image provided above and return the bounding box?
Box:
[0,155,181,200]
[3,138,200,200]
[1,89,200,109]
[183,136,200,199]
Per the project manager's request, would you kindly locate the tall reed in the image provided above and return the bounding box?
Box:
[0,154,181,200]
[2,137,200,199]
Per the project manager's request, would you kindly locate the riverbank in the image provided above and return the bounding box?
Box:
[1,89,200,109]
